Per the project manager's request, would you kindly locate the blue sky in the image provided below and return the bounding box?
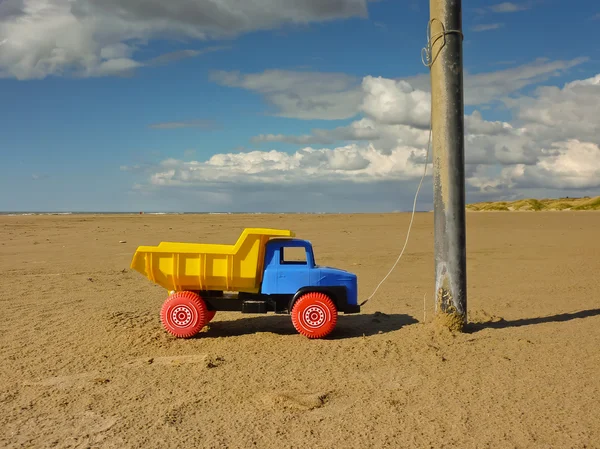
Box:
[0,0,599,212]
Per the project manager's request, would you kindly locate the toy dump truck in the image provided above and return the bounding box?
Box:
[130,228,360,339]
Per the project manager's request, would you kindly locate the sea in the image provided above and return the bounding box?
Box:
[0,210,413,216]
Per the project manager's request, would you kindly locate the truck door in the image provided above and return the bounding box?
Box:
[260,243,279,294]
[277,245,311,294]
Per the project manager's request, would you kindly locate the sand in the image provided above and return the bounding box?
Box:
[1,212,599,448]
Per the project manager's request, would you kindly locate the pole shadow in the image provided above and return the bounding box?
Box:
[198,312,419,339]
[466,308,600,333]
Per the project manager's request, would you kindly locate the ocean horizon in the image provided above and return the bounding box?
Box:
[0,210,429,216]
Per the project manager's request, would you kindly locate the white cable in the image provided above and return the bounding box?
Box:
[360,18,461,307]
[360,122,431,307]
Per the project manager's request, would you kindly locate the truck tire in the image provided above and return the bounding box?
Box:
[291,292,337,339]
[160,291,209,338]
[206,310,217,323]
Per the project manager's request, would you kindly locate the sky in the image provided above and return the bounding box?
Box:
[0,0,599,212]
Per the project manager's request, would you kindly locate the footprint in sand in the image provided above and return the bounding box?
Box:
[124,354,224,368]
[263,391,331,411]
[23,372,100,389]
[24,354,225,390]
[45,411,119,448]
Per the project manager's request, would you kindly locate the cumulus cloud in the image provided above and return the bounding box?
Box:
[128,61,600,210]
[128,143,434,212]
[213,58,589,123]
[360,76,431,128]
[465,73,600,189]
[229,59,582,127]
[464,132,540,166]
[146,144,427,188]
[506,141,600,190]
[465,111,513,136]
[0,0,368,79]
[507,74,600,143]
[469,141,600,193]
[252,109,518,162]
[251,82,516,158]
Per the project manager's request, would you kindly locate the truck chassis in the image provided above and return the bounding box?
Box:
[160,287,360,339]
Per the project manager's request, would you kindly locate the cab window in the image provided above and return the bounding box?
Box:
[280,246,307,265]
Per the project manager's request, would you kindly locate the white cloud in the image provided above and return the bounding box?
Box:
[465,111,513,136]
[490,2,529,13]
[465,58,589,105]
[146,144,428,188]
[210,69,364,120]
[472,23,503,32]
[251,80,518,161]
[252,109,518,162]
[146,47,227,66]
[360,76,431,128]
[507,74,600,143]
[465,73,600,191]
[127,62,600,211]
[402,57,588,106]
[253,118,386,146]
[469,140,600,193]
[0,0,368,79]
[464,132,539,166]
[506,141,600,190]
[128,144,434,212]
[213,58,589,122]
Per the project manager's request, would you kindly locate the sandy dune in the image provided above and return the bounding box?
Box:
[1,212,599,448]
[466,195,600,211]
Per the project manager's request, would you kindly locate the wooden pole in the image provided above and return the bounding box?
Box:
[429,0,467,330]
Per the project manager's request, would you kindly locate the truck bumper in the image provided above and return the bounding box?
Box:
[343,304,361,314]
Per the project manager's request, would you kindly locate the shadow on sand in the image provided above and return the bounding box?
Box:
[198,312,419,339]
[467,308,600,333]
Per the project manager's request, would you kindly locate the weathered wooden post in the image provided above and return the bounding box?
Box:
[429,0,467,330]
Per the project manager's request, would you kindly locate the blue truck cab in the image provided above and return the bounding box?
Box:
[260,238,360,314]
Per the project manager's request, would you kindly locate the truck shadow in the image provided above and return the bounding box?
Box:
[202,312,419,339]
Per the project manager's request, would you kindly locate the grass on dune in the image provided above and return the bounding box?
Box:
[466,196,600,211]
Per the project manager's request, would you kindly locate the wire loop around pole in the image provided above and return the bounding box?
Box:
[421,18,463,68]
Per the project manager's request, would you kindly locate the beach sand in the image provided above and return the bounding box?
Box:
[1,212,599,448]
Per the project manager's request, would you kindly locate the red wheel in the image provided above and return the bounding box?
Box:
[291,292,337,339]
[206,310,216,322]
[160,291,208,338]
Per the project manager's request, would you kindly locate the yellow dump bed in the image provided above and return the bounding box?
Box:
[130,228,294,293]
